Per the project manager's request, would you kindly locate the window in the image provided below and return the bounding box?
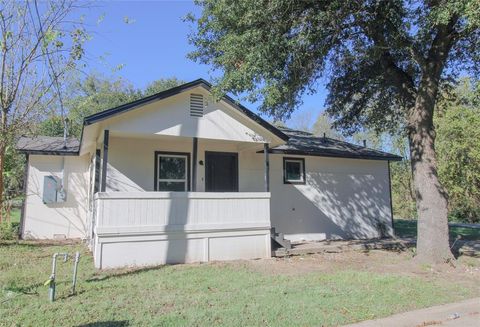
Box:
[283,157,306,184]
[155,152,190,191]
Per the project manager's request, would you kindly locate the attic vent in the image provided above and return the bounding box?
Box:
[190,93,204,117]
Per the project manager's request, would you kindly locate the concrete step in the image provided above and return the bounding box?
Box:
[270,227,292,250]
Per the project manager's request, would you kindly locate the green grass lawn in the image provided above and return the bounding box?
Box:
[394,219,480,240]
[8,208,21,224]
[1,242,478,326]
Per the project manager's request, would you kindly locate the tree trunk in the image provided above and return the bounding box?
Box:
[408,73,454,264]
[0,143,4,224]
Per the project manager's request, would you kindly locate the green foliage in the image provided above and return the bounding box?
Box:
[394,219,480,241]
[387,79,480,222]
[38,115,66,137]
[3,143,25,200]
[66,75,141,137]
[436,79,480,223]
[311,112,345,140]
[0,0,90,215]
[390,160,417,219]
[144,77,185,96]
[39,74,185,138]
[389,136,417,219]
[188,0,479,129]
[0,222,19,240]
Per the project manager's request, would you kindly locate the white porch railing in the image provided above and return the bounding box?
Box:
[93,192,271,235]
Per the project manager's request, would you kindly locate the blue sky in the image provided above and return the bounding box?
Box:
[81,1,327,127]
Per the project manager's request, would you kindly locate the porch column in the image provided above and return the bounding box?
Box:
[101,130,109,192]
[192,137,198,191]
[264,143,270,192]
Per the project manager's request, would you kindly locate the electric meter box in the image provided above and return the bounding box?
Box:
[43,176,66,204]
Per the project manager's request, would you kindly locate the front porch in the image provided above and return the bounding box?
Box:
[92,191,272,269]
[90,132,275,269]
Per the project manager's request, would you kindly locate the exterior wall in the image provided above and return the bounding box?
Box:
[102,87,275,144]
[269,156,393,241]
[93,192,271,268]
[190,151,393,241]
[105,134,393,241]
[105,136,265,192]
[23,154,90,239]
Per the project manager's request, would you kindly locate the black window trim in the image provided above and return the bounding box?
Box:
[154,151,191,191]
[283,157,306,185]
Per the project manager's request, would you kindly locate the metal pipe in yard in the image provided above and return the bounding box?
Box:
[48,253,68,302]
[71,252,80,295]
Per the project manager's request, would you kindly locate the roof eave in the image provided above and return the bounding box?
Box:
[260,149,403,161]
[17,149,80,156]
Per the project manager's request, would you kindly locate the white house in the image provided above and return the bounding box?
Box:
[16,79,401,269]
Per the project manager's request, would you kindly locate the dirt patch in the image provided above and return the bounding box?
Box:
[237,249,480,289]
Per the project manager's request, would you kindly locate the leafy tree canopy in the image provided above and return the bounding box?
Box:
[39,74,184,138]
[188,0,479,131]
[436,79,480,222]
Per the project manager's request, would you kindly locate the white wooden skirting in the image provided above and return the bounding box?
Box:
[93,192,272,269]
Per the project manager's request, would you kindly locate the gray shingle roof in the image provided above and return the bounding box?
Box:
[16,136,80,155]
[14,130,401,161]
[270,127,402,161]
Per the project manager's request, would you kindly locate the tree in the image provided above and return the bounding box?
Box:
[311,112,345,140]
[0,0,88,221]
[288,110,313,132]
[38,75,185,138]
[144,77,185,96]
[66,74,141,137]
[389,135,417,220]
[436,79,480,223]
[188,0,479,263]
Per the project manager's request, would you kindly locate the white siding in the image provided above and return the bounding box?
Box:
[102,87,276,143]
[23,155,90,239]
[269,156,393,241]
[93,192,271,268]
[206,151,392,240]
[105,134,392,241]
[105,136,265,192]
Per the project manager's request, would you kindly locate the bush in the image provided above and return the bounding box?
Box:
[448,204,480,224]
[0,222,19,240]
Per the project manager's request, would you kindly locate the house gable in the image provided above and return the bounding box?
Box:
[98,87,279,144]
[83,79,288,146]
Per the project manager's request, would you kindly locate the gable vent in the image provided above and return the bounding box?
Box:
[190,93,204,117]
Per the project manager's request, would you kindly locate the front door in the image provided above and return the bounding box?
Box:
[205,151,238,192]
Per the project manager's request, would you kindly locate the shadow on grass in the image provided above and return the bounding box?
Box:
[5,280,74,296]
[86,265,166,283]
[4,282,43,295]
[76,321,129,327]
[394,219,480,241]
[0,240,82,248]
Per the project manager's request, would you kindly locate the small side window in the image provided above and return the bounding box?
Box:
[283,157,305,184]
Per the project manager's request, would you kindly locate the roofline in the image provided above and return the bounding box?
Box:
[83,78,289,141]
[17,149,80,156]
[259,149,403,161]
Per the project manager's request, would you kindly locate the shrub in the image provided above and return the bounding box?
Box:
[0,222,19,240]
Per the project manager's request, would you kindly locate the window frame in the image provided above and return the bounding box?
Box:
[154,151,191,191]
[283,157,306,185]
